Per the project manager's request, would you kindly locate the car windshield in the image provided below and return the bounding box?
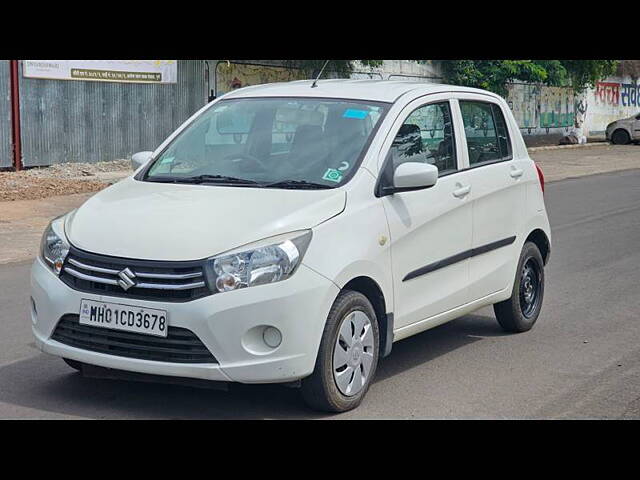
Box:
[142,97,388,189]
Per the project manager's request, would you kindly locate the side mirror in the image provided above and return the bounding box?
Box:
[131,151,154,171]
[388,162,438,194]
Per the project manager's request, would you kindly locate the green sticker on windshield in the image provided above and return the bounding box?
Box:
[322,168,343,183]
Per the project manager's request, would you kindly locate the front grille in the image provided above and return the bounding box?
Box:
[51,315,218,364]
[60,247,211,302]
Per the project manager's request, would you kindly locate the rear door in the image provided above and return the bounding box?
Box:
[634,114,640,141]
[379,95,474,329]
[455,96,527,301]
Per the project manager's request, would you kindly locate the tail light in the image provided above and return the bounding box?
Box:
[535,163,545,193]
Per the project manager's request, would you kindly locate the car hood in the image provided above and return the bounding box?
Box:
[65,177,346,261]
[610,115,637,126]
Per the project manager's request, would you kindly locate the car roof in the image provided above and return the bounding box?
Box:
[220,79,502,104]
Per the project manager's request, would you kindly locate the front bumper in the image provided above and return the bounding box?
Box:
[31,257,339,384]
[605,128,612,141]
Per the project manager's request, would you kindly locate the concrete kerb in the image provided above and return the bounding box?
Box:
[527,141,610,153]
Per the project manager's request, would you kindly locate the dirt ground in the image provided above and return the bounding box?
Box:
[0,160,132,202]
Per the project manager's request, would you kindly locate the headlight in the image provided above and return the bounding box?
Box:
[40,216,70,275]
[205,230,312,293]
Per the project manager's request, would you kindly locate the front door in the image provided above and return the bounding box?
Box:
[380,98,473,329]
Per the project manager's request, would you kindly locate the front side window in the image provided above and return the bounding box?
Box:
[460,101,512,166]
[389,101,457,175]
[143,97,388,189]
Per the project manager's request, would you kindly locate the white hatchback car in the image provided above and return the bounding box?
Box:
[32,80,551,412]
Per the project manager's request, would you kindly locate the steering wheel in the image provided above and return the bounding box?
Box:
[222,152,270,172]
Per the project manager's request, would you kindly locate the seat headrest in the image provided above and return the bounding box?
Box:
[393,123,422,156]
[289,125,326,159]
[397,123,421,137]
[292,125,324,144]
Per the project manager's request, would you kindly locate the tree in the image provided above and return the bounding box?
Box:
[438,60,619,96]
[616,60,640,80]
[287,60,619,96]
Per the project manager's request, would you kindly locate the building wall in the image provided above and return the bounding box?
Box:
[17,60,206,167]
[351,60,444,81]
[583,76,640,135]
[0,61,11,168]
[209,60,445,98]
[506,83,578,135]
[211,60,308,97]
[505,75,640,142]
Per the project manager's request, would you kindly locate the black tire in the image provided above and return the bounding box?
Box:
[611,129,630,145]
[301,290,380,413]
[62,358,83,371]
[493,241,545,333]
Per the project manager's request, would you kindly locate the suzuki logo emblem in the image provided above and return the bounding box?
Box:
[117,268,136,291]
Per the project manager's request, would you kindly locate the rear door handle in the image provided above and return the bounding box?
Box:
[510,167,524,178]
[452,184,471,198]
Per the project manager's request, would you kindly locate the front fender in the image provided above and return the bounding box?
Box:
[302,171,394,312]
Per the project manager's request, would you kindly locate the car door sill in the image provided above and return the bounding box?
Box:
[393,286,511,342]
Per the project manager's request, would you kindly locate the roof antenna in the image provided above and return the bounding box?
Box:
[311,60,330,88]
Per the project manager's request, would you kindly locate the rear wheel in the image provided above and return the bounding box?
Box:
[612,129,630,145]
[494,241,545,333]
[301,290,379,413]
[62,358,83,371]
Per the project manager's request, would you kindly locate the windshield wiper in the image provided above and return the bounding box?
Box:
[146,174,259,185]
[261,179,333,190]
[184,174,260,185]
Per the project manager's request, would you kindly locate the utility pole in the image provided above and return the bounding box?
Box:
[10,60,22,171]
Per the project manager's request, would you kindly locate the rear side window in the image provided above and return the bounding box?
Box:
[390,101,457,176]
[460,101,512,166]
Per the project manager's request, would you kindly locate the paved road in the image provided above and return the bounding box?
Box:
[1,169,639,419]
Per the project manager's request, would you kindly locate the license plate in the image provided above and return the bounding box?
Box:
[79,299,168,338]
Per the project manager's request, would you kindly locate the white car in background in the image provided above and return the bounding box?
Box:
[606,112,640,144]
[32,80,551,413]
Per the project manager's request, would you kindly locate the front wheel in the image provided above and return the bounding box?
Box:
[301,290,380,413]
[494,241,545,333]
[611,129,630,145]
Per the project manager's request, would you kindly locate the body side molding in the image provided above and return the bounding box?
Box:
[403,236,516,282]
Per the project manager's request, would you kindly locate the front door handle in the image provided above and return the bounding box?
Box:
[452,184,471,198]
[510,167,524,178]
